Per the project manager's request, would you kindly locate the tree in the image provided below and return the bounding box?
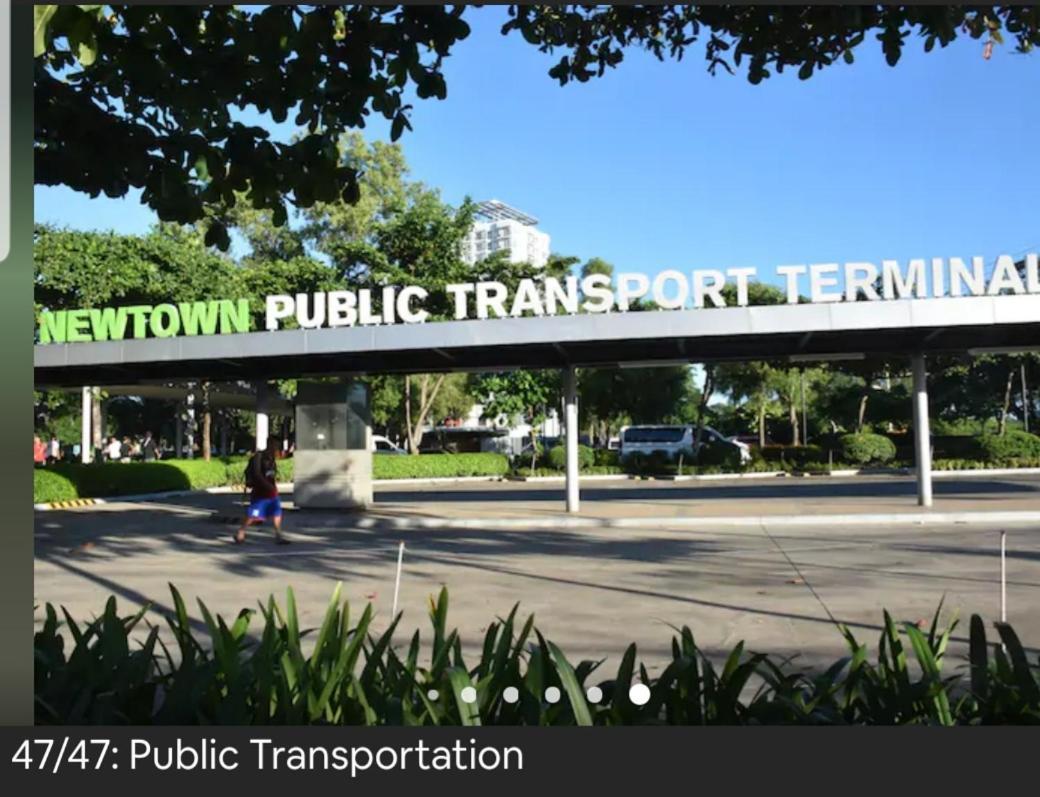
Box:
[36,5,1038,242]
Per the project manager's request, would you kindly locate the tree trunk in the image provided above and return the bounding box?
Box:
[758,403,767,449]
[1021,363,1030,434]
[857,392,869,432]
[201,382,212,460]
[405,373,447,454]
[694,366,716,460]
[998,368,1015,436]
[789,402,800,447]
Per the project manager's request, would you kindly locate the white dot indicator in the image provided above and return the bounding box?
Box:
[427,689,439,701]
[585,685,603,703]
[502,686,519,704]
[544,686,561,704]
[629,683,651,706]
[460,686,478,704]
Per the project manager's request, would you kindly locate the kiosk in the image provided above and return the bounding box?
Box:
[293,380,372,509]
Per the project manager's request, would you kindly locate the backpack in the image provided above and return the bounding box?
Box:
[244,453,258,489]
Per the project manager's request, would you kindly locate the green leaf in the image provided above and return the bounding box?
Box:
[34,6,58,57]
[547,640,593,726]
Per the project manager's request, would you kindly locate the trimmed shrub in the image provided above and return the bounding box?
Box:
[36,460,230,502]
[373,453,508,480]
[546,444,595,471]
[593,448,620,467]
[978,431,1040,465]
[34,469,78,504]
[839,433,897,465]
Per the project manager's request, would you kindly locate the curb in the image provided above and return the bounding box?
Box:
[339,510,1040,531]
[33,497,106,511]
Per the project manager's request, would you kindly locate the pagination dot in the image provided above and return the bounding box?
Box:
[544,686,561,704]
[585,685,603,703]
[502,686,520,704]
[460,686,478,704]
[426,689,439,701]
[628,683,651,706]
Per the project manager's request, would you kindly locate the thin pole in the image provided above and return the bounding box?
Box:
[392,541,405,618]
[1000,530,1007,624]
[563,366,580,513]
[911,354,933,507]
[1021,363,1030,434]
[800,368,808,444]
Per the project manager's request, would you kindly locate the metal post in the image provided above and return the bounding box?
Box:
[800,368,808,445]
[255,382,270,452]
[185,388,196,459]
[1022,363,1030,434]
[912,353,933,508]
[1000,530,1007,623]
[80,386,92,463]
[563,366,579,513]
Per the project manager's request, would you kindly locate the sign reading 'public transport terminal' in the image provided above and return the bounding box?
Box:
[37,254,1039,344]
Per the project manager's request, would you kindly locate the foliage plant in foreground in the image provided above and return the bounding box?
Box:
[34,587,1040,725]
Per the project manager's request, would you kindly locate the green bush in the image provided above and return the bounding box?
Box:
[36,459,231,501]
[979,431,1040,465]
[839,433,897,465]
[373,453,508,480]
[34,587,1040,725]
[593,448,620,467]
[33,468,78,504]
[546,444,595,471]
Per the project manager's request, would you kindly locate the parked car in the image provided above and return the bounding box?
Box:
[619,425,751,463]
[371,435,407,455]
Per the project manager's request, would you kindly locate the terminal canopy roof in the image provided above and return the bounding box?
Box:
[34,295,1040,387]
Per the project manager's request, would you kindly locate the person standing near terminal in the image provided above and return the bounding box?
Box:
[46,434,61,464]
[33,435,46,466]
[141,431,159,462]
[105,435,122,462]
[234,441,289,545]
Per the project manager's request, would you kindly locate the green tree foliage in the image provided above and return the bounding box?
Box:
[36,5,1038,241]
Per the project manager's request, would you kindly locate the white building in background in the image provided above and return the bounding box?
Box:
[461,200,551,269]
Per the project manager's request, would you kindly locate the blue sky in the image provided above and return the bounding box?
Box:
[35,6,1040,286]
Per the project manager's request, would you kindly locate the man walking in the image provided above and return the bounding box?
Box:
[234,441,289,545]
[141,431,159,462]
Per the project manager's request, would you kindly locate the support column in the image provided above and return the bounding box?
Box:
[255,382,270,452]
[912,353,933,508]
[80,387,92,463]
[563,366,579,513]
[219,413,229,457]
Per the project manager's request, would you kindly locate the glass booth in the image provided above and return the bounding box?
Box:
[293,380,373,509]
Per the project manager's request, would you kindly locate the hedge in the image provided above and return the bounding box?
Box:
[839,433,897,465]
[546,444,595,471]
[35,457,293,503]
[373,453,508,480]
[978,431,1040,465]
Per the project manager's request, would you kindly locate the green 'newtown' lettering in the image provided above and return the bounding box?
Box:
[88,306,130,341]
[178,301,220,335]
[39,310,67,344]
[36,298,254,343]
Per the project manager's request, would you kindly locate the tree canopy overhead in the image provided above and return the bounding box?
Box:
[34,5,1039,247]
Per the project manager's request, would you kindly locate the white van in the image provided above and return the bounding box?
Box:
[371,434,407,455]
[619,425,750,463]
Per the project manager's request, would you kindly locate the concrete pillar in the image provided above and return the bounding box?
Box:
[80,386,92,463]
[256,382,270,452]
[912,353,933,508]
[563,366,579,513]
